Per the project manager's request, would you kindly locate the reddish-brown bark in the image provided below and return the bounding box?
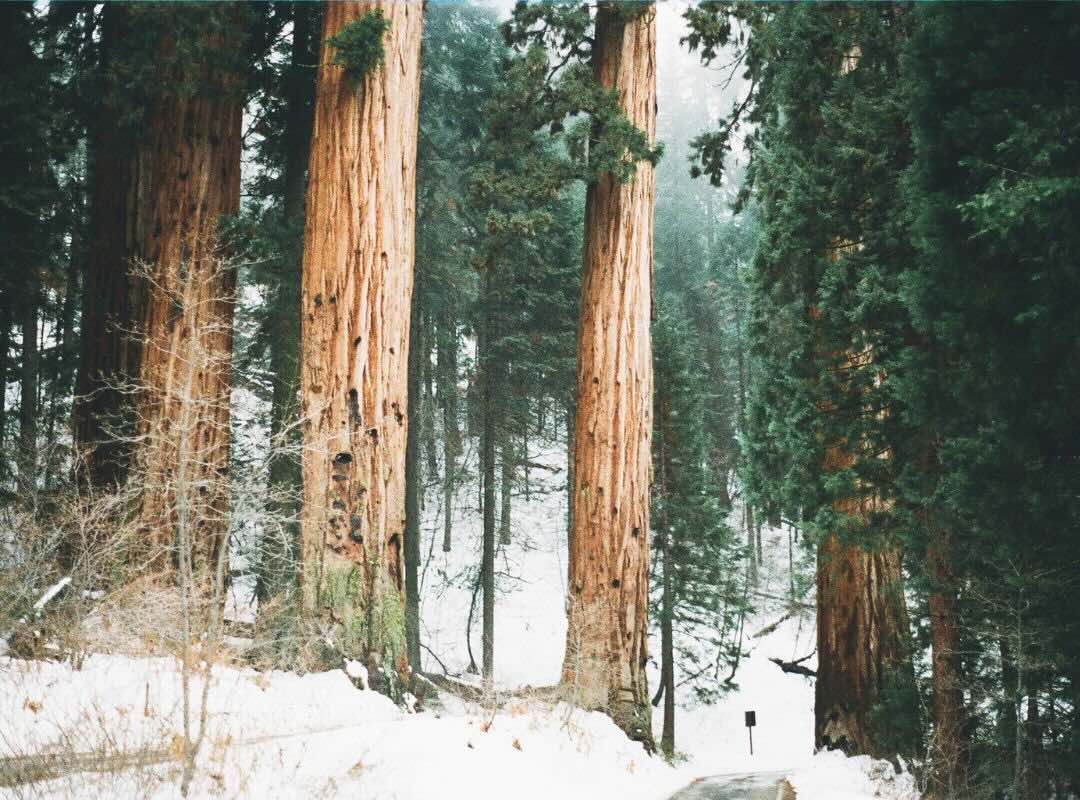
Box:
[130,16,244,572]
[298,1,423,676]
[561,2,657,749]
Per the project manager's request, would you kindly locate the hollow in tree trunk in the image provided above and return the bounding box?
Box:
[561,1,657,750]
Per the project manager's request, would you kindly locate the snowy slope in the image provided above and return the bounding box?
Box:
[0,654,688,800]
[416,439,570,688]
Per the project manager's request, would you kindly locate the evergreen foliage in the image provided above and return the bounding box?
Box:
[652,298,744,705]
[902,4,1080,792]
[327,9,389,84]
[1,1,1076,784]
[687,0,1080,789]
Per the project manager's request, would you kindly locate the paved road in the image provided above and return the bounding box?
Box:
[667,770,789,800]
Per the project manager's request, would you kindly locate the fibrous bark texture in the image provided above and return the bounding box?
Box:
[560,1,657,749]
[298,1,422,679]
[815,439,910,758]
[815,530,908,757]
[131,15,244,573]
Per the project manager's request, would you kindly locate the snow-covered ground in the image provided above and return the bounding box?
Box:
[415,441,820,776]
[0,653,688,799]
[0,440,917,799]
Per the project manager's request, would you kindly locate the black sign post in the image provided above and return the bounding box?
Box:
[745,710,757,755]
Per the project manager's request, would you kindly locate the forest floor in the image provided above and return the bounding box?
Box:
[0,443,918,798]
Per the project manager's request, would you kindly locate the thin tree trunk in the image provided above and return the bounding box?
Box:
[47,218,81,488]
[660,528,675,757]
[479,286,497,688]
[746,502,758,586]
[561,2,657,750]
[298,1,422,684]
[18,293,38,493]
[260,0,317,600]
[927,530,969,799]
[522,423,530,502]
[737,280,754,589]
[422,326,437,479]
[788,526,795,600]
[499,436,512,545]
[0,306,9,482]
[404,301,423,673]
[438,320,457,553]
[1023,678,1042,800]
[132,10,245,575]
[1000,636,1019,794]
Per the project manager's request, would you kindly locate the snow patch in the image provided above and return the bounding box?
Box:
[344,658,369,690]
[787,750,921,800]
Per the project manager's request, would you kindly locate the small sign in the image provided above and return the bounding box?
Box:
[745,710,757,755]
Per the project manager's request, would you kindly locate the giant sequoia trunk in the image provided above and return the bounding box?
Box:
[298,1,422,680]
[561,2,656,748]
[131,14,244,573]
[815,439,910,757]
[815,530,909,756]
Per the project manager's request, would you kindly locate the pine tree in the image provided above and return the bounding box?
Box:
[404,2,505,672]
[685,3,919,758]
[649,70,754,756]
[651,297,743,758]
[903,5,1080,794]
[0,3,64,494]
[234,2,320,602]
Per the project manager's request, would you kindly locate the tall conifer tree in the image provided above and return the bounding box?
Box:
[298,1,422,686]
